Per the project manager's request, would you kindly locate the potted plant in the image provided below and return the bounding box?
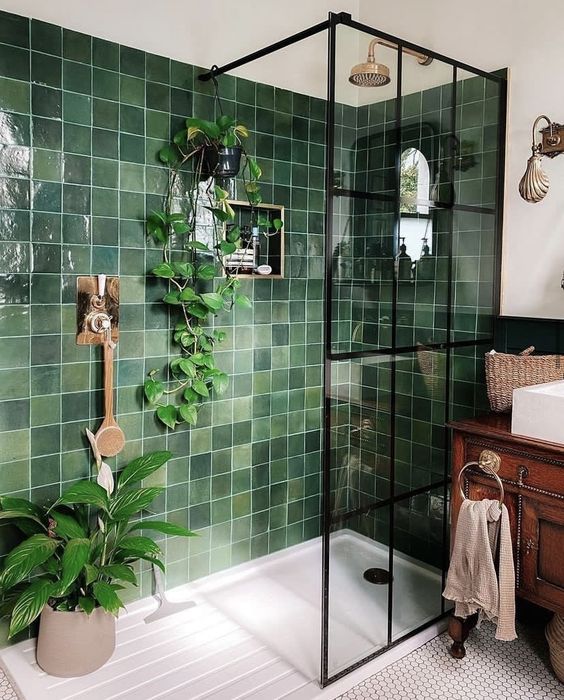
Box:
[185,115,249,178]
[143,113,277,430]
[0,450,194,677]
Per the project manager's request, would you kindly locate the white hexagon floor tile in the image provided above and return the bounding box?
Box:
[335,622,564,700]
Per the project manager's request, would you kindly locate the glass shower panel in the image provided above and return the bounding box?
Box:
[391,485,446,641]
[396,57,455,348]
[330,24,398,355]
[327,353,393,676]
[394,350,446,496]
[455,70,501,210]
[451,210,496,341]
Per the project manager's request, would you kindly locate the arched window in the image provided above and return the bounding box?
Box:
[399,148,433,260]
[400,147,430,215]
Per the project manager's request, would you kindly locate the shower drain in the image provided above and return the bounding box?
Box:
[363,568,392,584]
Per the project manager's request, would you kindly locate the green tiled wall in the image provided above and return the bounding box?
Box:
[0,9,327,625]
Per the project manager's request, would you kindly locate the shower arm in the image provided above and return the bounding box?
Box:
[366,37,432,66]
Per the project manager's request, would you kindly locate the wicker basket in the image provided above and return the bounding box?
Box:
[546,613,564,683]
[485,346,564,413]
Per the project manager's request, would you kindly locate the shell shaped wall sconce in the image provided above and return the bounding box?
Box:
[519,115,564,204]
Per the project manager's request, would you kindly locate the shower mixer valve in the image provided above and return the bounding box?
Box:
[76,274,120,346]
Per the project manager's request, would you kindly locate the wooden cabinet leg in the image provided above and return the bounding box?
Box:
[448,613,478,658]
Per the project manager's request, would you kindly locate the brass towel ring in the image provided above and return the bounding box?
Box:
[458,449,504,506]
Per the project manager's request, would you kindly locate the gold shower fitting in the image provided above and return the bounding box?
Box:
[519,115,564,203]
[349,38,433,87]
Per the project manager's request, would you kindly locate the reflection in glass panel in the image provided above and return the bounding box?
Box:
[395,351,446,496]
[392,486,446,641]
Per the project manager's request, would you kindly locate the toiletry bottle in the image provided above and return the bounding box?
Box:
[395,237,412,282]
[252,225,260,271]
[415,237,434,281]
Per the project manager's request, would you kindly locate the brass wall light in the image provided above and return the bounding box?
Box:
[519,115,564,203]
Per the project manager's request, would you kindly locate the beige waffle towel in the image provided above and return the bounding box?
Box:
[443,498,516,641]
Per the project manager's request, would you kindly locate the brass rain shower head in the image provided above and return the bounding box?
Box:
[349,38,432,87]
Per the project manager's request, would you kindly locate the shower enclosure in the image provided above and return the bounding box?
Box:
[200,11,506,688]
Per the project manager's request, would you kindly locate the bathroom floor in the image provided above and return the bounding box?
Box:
[0,620,561,699]
[335,621,563,700]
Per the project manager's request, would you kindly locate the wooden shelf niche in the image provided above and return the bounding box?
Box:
[223,200,284,279]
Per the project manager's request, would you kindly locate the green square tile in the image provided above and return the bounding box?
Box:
[64,123,91,155]
[120,75,145,107]
[0,11,29,48]
[120,105,144,135]
[93,37,119,70]
[92,158,118,188]
[120,46,145,78]
[31,52,61,89]
[146,54,170,84]
[92,128,118,158]
[0,77,30,113]
[31,19,61,55]
[63,153,91,185]
[63,60,91,94]
[63,28,92,63]
[93,67,119,100]
[0,43,30,82]
[32,117,62,150]
[63,92,92,126]
[32,85,61,119]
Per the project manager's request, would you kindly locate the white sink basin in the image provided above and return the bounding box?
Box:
[512,380,564,445]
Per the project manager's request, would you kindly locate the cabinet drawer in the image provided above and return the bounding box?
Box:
[465,441,564,497]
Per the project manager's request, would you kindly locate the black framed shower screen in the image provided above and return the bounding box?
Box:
[199,11,507,688]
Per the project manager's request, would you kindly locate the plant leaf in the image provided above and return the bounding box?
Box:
[212,372,229,395]
[156,405,177,430]
[117,536,161,556]
[171,262,194,278]
[144,379,164,404]
[152,263,175,279]
[218,241,237,256]
[0,497,42,519]
[204,207,231,223]
[0,534,59,591]
[173,129,187,145]
[247,157,262,180]
[178,402,198,425]
[200,292,224,312]
[158,145,178,165]
[116,552,165,572]
[55,482,109,512]
[110,488,165,520]
[225,225,241,243]
[179,287,199,302]
[100,564,137,585]
[163,291,181,305]
[50,510,87,540]
[8,579,53,639]
[192,380,209,398]
[196,264,216,281]
[60,538,90,591]
[185,241,210,251]
[84,564,99,586]
[235,293,252,309]
[128,520,197,537]
[118,451,172,490]
[178,359,196,378]
[92,581,124,616]
[78,596,95,615]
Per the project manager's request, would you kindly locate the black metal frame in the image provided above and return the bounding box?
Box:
[198,10,507,690]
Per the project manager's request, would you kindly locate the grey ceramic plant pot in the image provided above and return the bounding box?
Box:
[36,605,116,677]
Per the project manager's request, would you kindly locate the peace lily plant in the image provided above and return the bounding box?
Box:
[143,114,281,430]
[0,448,194,642]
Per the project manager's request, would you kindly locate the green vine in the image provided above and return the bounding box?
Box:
[143,115,280,430]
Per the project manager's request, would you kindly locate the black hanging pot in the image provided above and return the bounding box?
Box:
[202,144,242,178]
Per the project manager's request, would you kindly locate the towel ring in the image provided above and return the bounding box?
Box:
[458,449,504,506]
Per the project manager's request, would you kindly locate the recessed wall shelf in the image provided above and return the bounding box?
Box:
[223,200,285,279]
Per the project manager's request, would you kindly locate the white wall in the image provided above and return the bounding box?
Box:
[2,0,563,318]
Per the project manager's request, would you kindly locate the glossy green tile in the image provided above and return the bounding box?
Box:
[31,52,61,89]
[0,77,30,113]
[63,92,92,126]
[32,85,61,119]
[0,44,29,82]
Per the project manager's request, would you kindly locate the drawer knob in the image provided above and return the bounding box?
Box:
[525,538,538,554]
[518,465,529,486]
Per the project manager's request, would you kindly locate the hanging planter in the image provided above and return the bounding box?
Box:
[202,144,243,178]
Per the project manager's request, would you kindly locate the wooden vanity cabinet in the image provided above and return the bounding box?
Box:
[448,414,564,656]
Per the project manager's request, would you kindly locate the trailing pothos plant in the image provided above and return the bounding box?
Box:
[143,114,280,430]
[0,450,194,639]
